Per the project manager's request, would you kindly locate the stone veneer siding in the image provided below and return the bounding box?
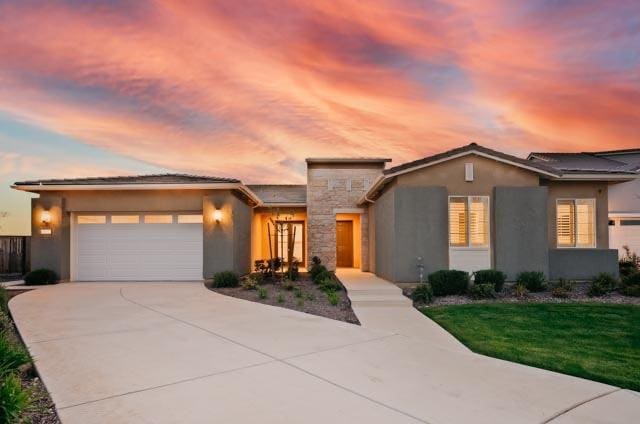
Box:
[306,163,384,270]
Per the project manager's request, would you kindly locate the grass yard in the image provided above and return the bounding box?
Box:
[422,303,640,391]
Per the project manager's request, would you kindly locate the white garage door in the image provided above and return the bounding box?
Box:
[609,217,640,258]
[73,213,203,281]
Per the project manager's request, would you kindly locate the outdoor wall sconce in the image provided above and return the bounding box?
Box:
[213,209,223,223]
[40,210,52,235]
[41,210,51,225]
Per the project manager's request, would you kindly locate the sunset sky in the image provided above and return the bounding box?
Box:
[0,0,639,234]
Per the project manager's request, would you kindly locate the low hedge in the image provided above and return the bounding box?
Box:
[517,271,546,292]
[411,283,433,303]
[428,270,469,296]
[621,273,640,297]
[24,269,59,286]
[212,271,239,288]
[473,270,506,292]
[468,283,496,300]
[588,273,617,297]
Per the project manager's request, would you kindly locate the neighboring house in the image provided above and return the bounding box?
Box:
[13,143,638,283]
[528,149,640,258]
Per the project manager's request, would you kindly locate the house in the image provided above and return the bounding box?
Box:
[528,149,640,258]
[12,143,638,283]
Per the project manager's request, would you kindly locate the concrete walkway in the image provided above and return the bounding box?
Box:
[9,282,640,423]
[337,268,468,352]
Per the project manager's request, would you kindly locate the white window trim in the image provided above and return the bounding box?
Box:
[448,195,490,250]
[556,198,597,249]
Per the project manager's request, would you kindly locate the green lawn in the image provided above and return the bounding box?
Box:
[422,303,640,391]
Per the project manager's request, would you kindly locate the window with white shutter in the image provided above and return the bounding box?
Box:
[556,199,595,248]
[449,196,489,248]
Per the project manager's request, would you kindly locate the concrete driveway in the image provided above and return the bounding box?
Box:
[10,283,640,423]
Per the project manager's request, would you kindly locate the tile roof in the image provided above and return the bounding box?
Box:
[384,143,560,176]
[247,184,307,205]
[13,173,240,186]
[528,153,640,174]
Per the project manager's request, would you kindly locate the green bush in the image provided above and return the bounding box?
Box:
[24,269,59,286]
[621,273,640,297]
[411,283,433,303]
[428,270,469,296]
[276,294,285,304]
[212,271,239,288]
[0,373,31,424]
[313,269,333,285]
[468,283,496,300]
[310,264,328,281]
[0,313,12,335]
[241,277,259,291]
[517,271,546,292]
[588,273,617,297]
[282,280,295,291]
[0,286,8,315]
[0,334,31,378]
[473,270,506,292]
[326,290,339,306]
[318,278,342,293]
[513,282,528,298]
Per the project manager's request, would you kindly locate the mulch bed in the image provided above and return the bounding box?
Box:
[406,281,640,307]
[4,291,60,424]
[207,275,360,325]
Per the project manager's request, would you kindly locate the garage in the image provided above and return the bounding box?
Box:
[72,212,203,281]
[609,216,640,258]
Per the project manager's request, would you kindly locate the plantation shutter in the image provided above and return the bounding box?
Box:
[469,196,489,247]
[449,197,468,247]
[576,199,596,247]
[556,200,575,247]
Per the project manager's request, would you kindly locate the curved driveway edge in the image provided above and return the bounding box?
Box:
[10,282,640,423]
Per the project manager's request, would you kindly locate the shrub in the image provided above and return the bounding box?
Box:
[0,373,32,424]
[619,246,639,278]
[318,278,342,293]
[411,283,433,303]
[0,334,31,378]
[24,269,59,286]
[468,283,496,300]
[257,286,268,299]
[551,279,574,298]
[241,277,259,291]
[296,298,304,308]
[428,270,469,296]
[621,272,640,297]
[0,313,12,335]
[310,264,328,281]
[313,269,333,285]
[305,292,315,301]
[0,286,8,315]
[473,270,506,292]
[276,294,285,304]
[326,290,339,306]
[287,260,300,281]
[282,280,295,291]
[513,282,528,298]
[293,287,303,298]
[212,271,239,288]
[588,273,617,297]
[517,271,546,292]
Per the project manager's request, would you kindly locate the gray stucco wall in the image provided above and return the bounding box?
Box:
[549,249,619,280]
[393,186,448,282]
[203,192,252,278]
[494,186,549,280]
[31,196,70,280]
[374,185,395,282]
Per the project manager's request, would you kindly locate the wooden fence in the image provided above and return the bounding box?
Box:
[0,236,29,275]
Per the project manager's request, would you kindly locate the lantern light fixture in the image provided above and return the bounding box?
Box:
[41,210,51,225]
[213,209,222,223]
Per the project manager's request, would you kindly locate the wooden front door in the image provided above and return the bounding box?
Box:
[336,221,354,267]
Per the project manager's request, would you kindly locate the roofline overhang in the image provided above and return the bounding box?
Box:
[305,158,391,164]
[258,203,307,208]
[546,174,639,181]
[11,182,263,206]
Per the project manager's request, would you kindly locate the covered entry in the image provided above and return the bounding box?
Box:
[335,213,362,268]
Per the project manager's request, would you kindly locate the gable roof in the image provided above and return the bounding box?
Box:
[360,143,640,205]
[247,184,307,206]
[527,152,640,174]
[13,173,239,186]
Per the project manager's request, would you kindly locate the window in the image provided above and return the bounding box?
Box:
[556,199,595,248]
[621,220,640,226]
[144,215,173,224]
[449,196,489,248]
[178,214,203,224]
[77,215,106,224]
[111,215,139,224]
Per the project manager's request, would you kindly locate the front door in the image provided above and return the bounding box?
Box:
[336,221,354,267]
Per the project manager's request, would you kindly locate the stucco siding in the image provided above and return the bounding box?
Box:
[549,249,619,280]
[393,186,448,282]
[494,186,549,280]
[31,196,70,279]
[608,179,640,213]
[373,184,395,281]
[48,189,208,212]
